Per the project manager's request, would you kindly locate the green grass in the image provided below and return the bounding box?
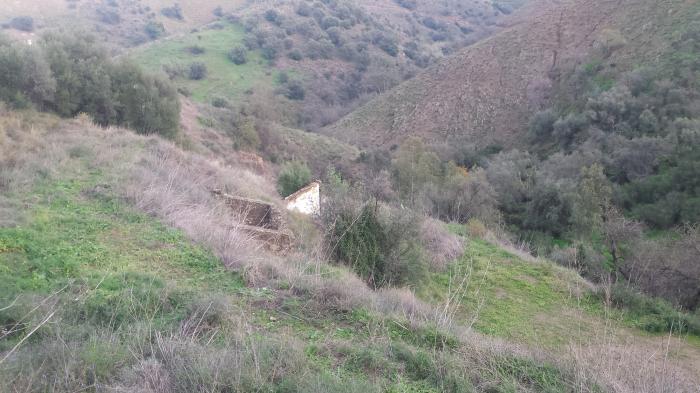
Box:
[424,232,700,348]
[0,176,243,296]
[131,21,280,103]
[418,237,602,346]
[0,170,246,345]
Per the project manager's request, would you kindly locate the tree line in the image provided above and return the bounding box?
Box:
[0,31,180,138]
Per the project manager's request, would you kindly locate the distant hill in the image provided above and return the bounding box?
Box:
[323,0,696,150]
[0,0,249,48]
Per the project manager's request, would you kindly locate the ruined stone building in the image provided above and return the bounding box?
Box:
[284,181,321,216]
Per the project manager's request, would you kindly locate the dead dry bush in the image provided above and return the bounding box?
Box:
[623,226,700,310]
[374,287,434,325]
[123,141,273,274]
[420,218,464,271]
[567,338,700,393]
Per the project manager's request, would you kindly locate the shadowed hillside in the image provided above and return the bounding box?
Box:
[323,0,696,150]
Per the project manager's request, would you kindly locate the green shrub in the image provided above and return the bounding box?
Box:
[391,344,436,381]
[609,284,700,335]
[0,33,180,138]
[288,49,303,61]
[188,62,207,80]
[264,9,280,24]
[145,21,165,39]
[277,161,312,197]
[186,45,205,55]
[161,4,183,20]
[284,80,306,100]
[228,45,248,65]
[261,45,278,62]
[211,96,230,108]
[491,356,571,392]
[330,204,427,288]
[97,7,121,25]
[342,346,393,375]
[9,16,34,32]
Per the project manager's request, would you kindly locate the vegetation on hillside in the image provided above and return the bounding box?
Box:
[233,0,509,130]
[0,110,640,393]
[1,1,700,391]
[0,32,180,137]
[321,2,700,321]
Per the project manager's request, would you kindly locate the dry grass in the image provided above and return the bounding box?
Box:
[567,331,700,393]
[124,143,265,271]
[420,218,465,271]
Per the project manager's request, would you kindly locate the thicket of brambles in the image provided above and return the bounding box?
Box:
[0,32,180,138]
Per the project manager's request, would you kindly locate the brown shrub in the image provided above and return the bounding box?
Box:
[374,287,433,325]
[123,140,275,274]
[567,339,699,393]
[466,218,488,238]
[623,226,700,310]
[549,246,579,269]
[420,218,464,271]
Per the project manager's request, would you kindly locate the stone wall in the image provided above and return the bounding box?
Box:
[213,190,293,253]
[220,195,284,230]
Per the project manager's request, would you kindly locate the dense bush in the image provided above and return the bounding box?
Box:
[109,62,181,138]
[523,186,572,236]
[144,21,165,39]
[328,203,427,289]
[296,3,313,17]
[277,161,312,197]
[394,0,417,10]
[264,9,280,24]
[609,284,700,335]
[372,34,399,57]
[261,45,278,62]
[321,168,429,289]
[422,17,446,31]
[188,62,207,80]
[228,45,248,65]
[390,138,500,224]
[211,96,230,108]
[284,80,306,100]
[97,7,121,25]
[186,45,205,55]
[0,32,180,138]
[288,49,303,61]
[9,16,34,32]
[161,4,183,20]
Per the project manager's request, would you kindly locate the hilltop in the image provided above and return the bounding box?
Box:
[323,0,696,150]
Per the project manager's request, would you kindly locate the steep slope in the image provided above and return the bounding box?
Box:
[0,110,594,391]
[323,0,695,150]
[2,110,699,392]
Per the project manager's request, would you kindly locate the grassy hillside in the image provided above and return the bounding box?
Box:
[323,0,698,150]
[0,0,247,48]
[132,21,280,103]
[1,111,699,392]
